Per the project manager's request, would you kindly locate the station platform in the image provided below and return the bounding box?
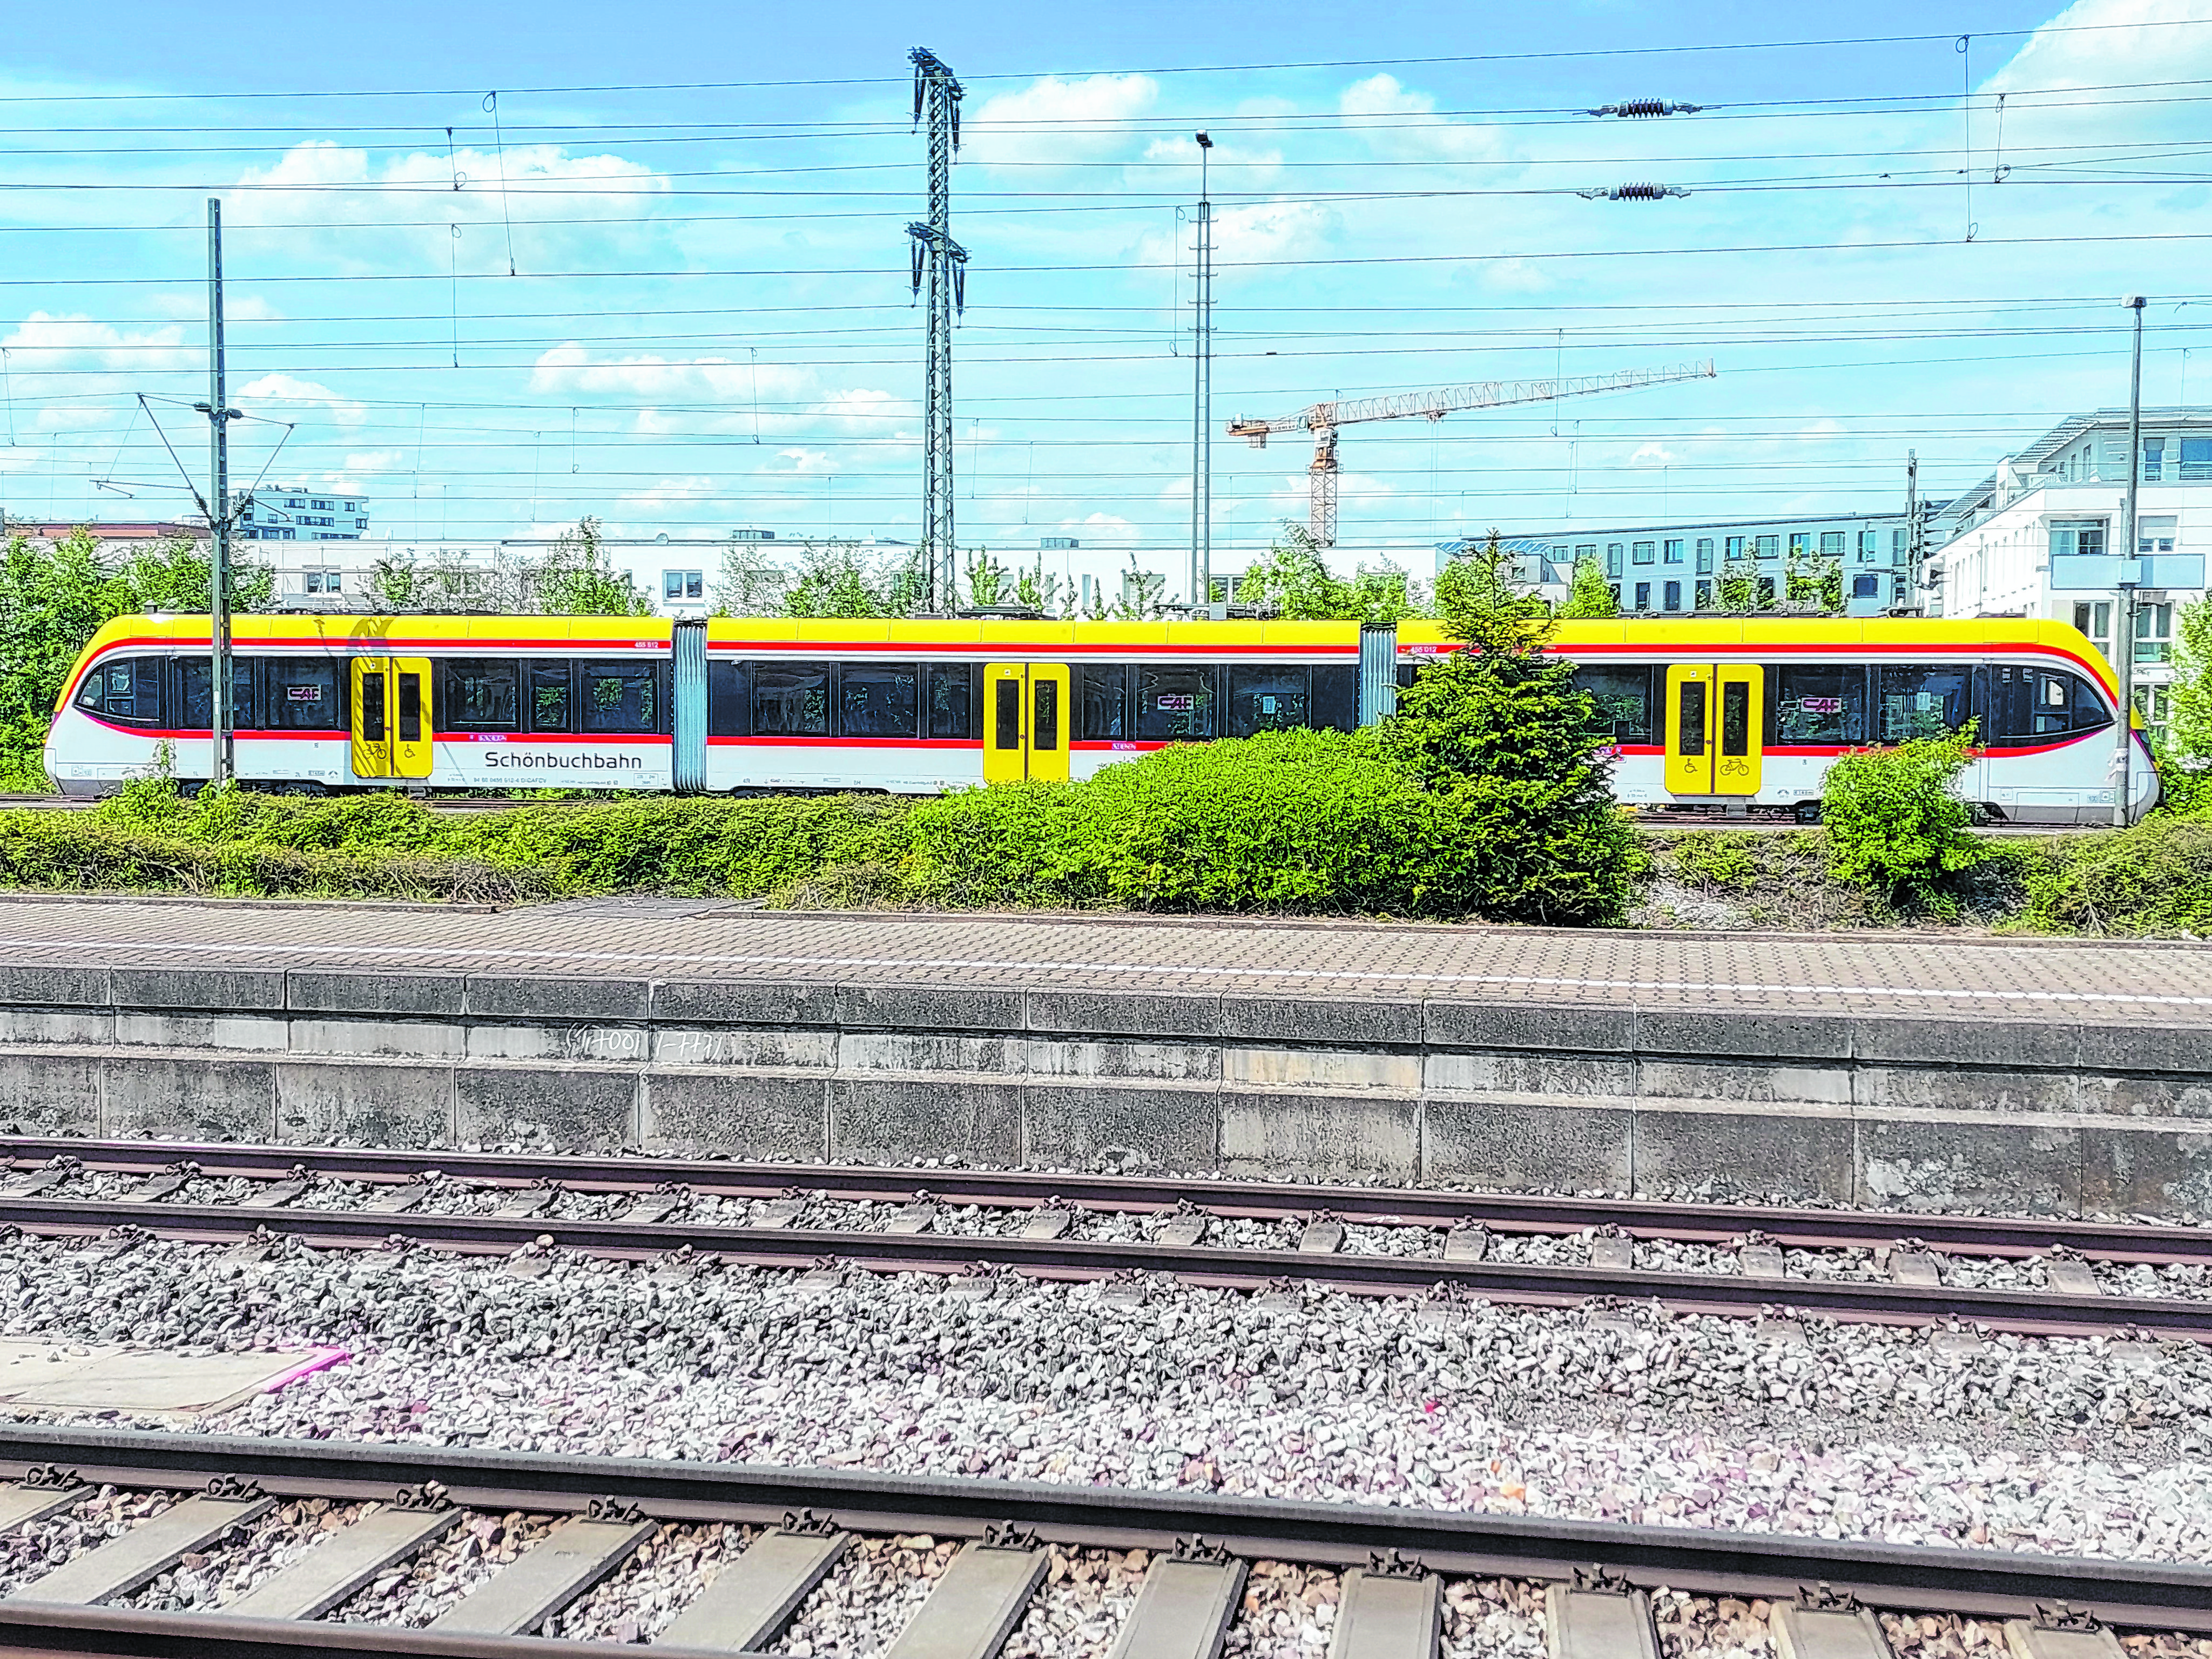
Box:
[0,896,2208,1219]
[0,893,2207,1022]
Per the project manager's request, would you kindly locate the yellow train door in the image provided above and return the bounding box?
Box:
[980,661,1071,784]
[1664,663,1763,796]
[350,656,433,781]
[1714,663,1763,796]
[349,658,392,779]
[392,656,432,779]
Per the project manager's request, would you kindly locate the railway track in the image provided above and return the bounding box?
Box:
[0,1424,2199,1657]
[4,1137,2209,1343]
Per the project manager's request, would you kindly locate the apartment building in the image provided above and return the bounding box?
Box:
[1927,410,2211,727]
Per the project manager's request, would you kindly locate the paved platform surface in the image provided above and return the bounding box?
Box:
[1,896,2208,1024]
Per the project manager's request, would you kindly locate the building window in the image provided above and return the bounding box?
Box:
[2140,515,2178,554]
[1789,532,1810,557]
[1633,582,1651,611]
[2144,438,2166,482]
[1892,529,1906,554]
[2073,601,2114,650]
[286,497,304,508]
[355,518,368,530]
[2050,520,2107,559]
[302,570,342,595]
[1819,531,1845,556]
[2138,602,2175,664]
[1858,529,1878,555]
[1852,574,1879,600]
[1725,536,1744,558]
[1609,583,1622,607]
[1694,538,1714,574]
[2181,439,2212,481]
[1605,543,1624,578]
[1695,579,1713,608]
[663,569,705,602]
[1631,541,1656,565]
[1662,580,1682,611]
[1662,538,1684,565]
[1755,535,1779,559]
[1574,543,1597,568]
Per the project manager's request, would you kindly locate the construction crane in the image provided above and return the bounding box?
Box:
[1228,360,1716,547]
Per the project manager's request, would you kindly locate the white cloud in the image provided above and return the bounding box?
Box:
[223,139,670,270]
[965,73,1158,169]
[2,312,192,375]
[1338,74,1507,165]
[618,476,723,511]
[1056,511,1141,547]
[1136,200,1331,280]
[235,373,366,427]
[1628,443,1681,467]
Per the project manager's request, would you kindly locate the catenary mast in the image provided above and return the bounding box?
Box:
[908,49,967,612]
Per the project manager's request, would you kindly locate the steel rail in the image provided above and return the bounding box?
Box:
[0,1604,743,1659]
[10,1135,2212,1267]
[2,1193,2203,1342]
[2,1426,2209,1637]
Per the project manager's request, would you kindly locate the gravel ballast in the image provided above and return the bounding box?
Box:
[0,1232,2206,1575]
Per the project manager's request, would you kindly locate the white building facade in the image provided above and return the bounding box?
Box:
[232,485,369,545]
[1458,510,1914,616]
[1927,410,2211,730]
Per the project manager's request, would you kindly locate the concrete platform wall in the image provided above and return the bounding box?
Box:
[2,965,2210,1218]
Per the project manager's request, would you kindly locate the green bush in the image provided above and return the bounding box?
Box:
[901,729,1440,915]
[0,812,554,904]
[1820,729,1984,909]
[2029,810,2212,935]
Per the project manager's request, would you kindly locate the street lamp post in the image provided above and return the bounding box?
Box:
[2114,295,2146,829]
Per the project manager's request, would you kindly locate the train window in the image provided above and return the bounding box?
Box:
[1135,666,1215,740]
[397,675,423,744]
[579,663,660,734]
[1034,677,1061,751]
[840,663,920,738]
[1677,680,1707,757]
[995,678,1021,748]
[750,660,828,736]
[707,661,747,737]
[75,657,160,725]
[1573,665,1655,746]
[358,672,386,742]
[837,663,916,738]
[926,664,973,739]
[529,664,572,733]
[442,659,520,732]
[1720,682,1752,757]
[1312,664,1358,732]
[1984,665,2112,746]
[173,658,256,730]
[1081,664,1129,741]
[1774,666,1866,746]
[1877,665,1970,742]
[1228,666,1310,737]
[266,658,342,730]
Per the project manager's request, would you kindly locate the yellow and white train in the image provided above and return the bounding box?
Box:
[45,612,2156,824]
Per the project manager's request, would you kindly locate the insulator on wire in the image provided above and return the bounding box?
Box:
[1577,183,1691,201]
[1587,99,1703,117]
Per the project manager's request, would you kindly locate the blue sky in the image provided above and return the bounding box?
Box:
[3,0,2210,595]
